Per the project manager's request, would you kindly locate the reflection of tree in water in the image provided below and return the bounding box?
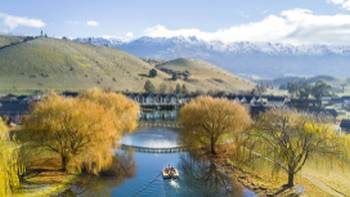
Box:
[59,151,135,197]
[178,153,244,197]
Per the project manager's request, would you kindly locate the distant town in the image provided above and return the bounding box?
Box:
[1,91,349,133]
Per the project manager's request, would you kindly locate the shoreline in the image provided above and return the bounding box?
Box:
[13,171,77,197]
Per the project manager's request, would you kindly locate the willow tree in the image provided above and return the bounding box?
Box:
[252,108,346,187]
[79,89,140,133]
[179,96,251,155]
[0,118,24,196]
[22,93,117,174]
[0,118,8,140]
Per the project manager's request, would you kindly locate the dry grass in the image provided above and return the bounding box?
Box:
[301,160,350,196]
[156,58,255,92]
[220,153,341,197]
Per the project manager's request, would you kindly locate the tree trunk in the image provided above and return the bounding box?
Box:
[210,136,216,155]
[61,155,68,172]
[287,170,295,187]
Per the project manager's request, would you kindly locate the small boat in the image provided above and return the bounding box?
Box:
[162,166,179,179]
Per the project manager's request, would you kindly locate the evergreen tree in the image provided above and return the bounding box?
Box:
[148,69,158,78]
[144,80,156,93]
[175,83,181,95]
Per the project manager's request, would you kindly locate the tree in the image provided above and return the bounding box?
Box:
[310,81,332,100]
[182,84,189,95]
[22,93,118,174]
[179,96,251,155]
[297,82,311,99]
[148,68,158,78]
[144,80,156,93]
[0,118,23,196]
[252,84,267,95]
[287,81,299,98]
[171,73,178,80]
[0,117,8,140]
[252,108,346,187]
[183,70,191,80]
[158,83,168,94]
[175,83,181,95]
[79,89,139,133]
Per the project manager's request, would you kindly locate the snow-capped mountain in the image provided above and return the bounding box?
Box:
[75,36,350,79]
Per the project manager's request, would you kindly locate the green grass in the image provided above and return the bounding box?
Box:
[0,36,253,94]
[0,35,23,47]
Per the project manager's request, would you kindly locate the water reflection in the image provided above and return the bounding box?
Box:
[60,127,256,197]
[60,151,136,197]
[120,127,179,148]
[178,153,246,197]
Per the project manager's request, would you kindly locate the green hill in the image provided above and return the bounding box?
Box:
[156,58,254,92]
[0,34,24,47]
[0,35,253,94]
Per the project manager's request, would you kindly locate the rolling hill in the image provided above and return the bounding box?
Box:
[0,34,24,48]
[156,58,254,92]
[0,35,253,94]
[76,36,350,79]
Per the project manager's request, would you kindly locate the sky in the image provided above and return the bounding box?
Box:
[1,0,350,44]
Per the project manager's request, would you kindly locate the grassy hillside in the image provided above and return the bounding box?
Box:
[156,58,254,92]
[0,36,253,94]
[260,75,350,96]
[0,34,23,47]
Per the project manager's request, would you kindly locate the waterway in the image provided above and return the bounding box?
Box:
[60,127,257,197]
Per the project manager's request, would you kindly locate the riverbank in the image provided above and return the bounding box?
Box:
[214,155,350,197]
[13,171,77,197]
[214,157,282,196]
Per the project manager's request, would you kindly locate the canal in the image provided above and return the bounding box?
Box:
[60,127,257,197]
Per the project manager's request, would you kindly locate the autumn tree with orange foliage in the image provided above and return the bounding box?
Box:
[179,96,251,155]
[79,89,140,133]
[22,90,139,175]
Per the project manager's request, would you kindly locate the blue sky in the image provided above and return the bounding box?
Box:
[1,0,350,44]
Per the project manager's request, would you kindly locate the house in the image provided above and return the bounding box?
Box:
[0,99,31,124]
[340,120,350,133]
[289,99,321,109]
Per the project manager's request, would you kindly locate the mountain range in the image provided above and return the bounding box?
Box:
[75,36,350,79]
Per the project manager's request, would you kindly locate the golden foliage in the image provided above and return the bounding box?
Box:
[179,96,251,155]
[22,90,139,175]
[0,119,23,196]
[79,88,140,133]
[0,117,8,140]
[252,108,347,187]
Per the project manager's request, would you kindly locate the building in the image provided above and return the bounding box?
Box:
[340,120,350,133]
[0,97,32,124]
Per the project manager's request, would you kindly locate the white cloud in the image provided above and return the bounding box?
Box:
[329,0,350,10]
[144,8,350,45]
[102,32,134,42]
[0,12,45,30]
[87,20,99,27]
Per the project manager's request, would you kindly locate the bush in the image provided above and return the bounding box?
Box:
[148,69,158,78]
